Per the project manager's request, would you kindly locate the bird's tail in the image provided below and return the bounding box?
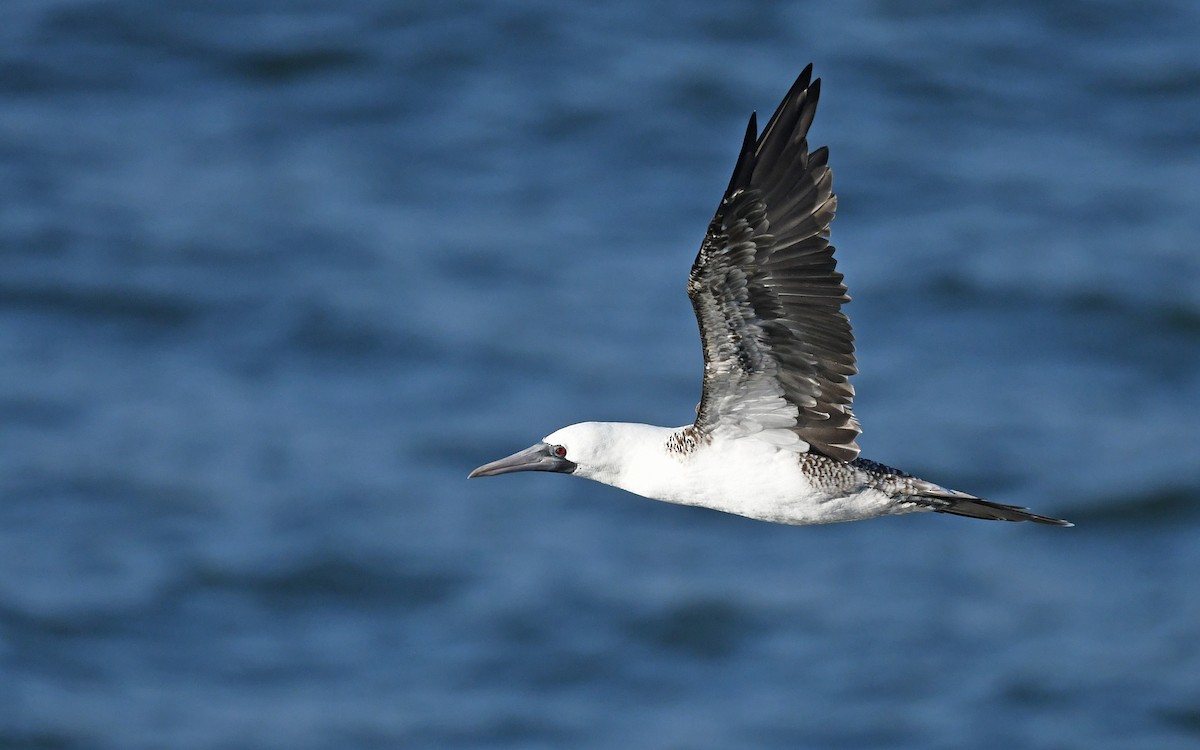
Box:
[913,488,1073,527]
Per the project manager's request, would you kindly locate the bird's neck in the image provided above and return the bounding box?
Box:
[573,422,684,494]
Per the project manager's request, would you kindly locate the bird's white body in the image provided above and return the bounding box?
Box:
[469,66,1070,528]
[546,422,919,526]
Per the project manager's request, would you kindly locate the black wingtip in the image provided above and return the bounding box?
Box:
[762,64,816,132]
[795,63,814,92]
[723,111,760,197]
[724,65,823,199]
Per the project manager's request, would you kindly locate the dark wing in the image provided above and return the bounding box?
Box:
[688,65,860,461]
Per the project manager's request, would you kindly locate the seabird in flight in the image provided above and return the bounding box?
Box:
[469,65,1071,528]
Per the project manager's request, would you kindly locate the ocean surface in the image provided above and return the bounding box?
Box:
[3,1,1200,748]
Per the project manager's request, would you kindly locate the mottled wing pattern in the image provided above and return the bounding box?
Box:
[688,65,860,461]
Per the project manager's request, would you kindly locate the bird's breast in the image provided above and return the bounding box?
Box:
[616,439,903,526]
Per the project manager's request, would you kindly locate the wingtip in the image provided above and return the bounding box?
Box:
[798,62,814,89]
[722,110,761,197]
[794,63,818,100]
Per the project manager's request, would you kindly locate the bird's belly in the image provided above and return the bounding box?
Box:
[627,446,907,526]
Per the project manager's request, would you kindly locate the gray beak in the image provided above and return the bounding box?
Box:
[468,442,576,478]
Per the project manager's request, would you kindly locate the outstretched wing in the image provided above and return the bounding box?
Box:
[688,65,860,461]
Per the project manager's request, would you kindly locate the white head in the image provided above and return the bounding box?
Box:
[468,421,632,485]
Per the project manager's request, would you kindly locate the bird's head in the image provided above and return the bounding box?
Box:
[467,422,619,481]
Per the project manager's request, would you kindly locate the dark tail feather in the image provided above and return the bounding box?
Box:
[917,491,1073,527]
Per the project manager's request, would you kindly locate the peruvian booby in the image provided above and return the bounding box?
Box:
[469,65,1071,528]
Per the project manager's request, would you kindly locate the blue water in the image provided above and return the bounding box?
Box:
[3,1,1200,747]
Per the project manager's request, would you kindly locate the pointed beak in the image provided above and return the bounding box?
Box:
[468,442,576,478]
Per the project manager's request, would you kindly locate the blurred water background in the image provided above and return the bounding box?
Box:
[3,1,1200,748]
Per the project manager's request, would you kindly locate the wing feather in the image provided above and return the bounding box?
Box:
[688,65,861,461]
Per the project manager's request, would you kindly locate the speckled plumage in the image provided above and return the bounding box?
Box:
[665,425,708,455]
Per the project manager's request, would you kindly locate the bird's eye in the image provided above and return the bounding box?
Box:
[551,445,567,458]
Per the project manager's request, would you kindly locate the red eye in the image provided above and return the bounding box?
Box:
[552,445,567,458]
